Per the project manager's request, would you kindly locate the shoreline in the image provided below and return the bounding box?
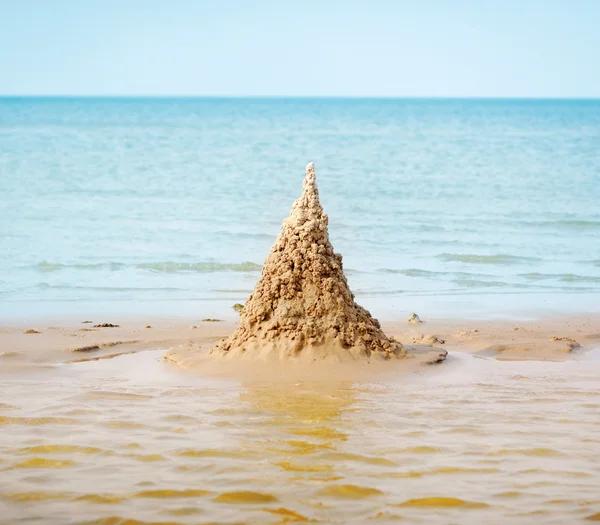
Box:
[2,289,600,326]
[2,311,599,373]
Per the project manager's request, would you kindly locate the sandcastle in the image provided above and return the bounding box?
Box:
[209,163,416,362]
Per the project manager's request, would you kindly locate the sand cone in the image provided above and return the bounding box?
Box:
[211,163,407,362]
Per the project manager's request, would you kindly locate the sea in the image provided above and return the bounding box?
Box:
[1,97,599,321]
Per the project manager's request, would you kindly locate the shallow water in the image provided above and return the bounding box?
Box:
[2,98,600,319]
[1,349,600,524]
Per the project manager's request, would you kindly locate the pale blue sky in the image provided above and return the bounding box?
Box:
[1,0,599,97]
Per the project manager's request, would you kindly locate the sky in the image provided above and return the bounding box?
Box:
[1,0,599,97]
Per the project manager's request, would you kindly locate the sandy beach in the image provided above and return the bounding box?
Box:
[2,312,599,370]
[2,312,600,525]
[2,309,599,380]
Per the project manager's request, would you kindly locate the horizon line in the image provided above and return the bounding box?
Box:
[1,94,600,101]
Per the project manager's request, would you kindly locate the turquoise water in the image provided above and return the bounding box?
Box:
[1,98,599,320]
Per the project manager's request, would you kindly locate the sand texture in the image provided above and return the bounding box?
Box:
[201,163,420,364]
[1,314,598,378]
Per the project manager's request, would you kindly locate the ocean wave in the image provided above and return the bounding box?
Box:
[354,289,406,296]
[379,268,441,277]
[546,220,600,230]
[452,279,516,288]
[35,283,186,292]
[211,289,254,294]
[437,253,541,265]
[379,268,492,279]
[136,262,262,273]
[350,287,598,298]
[520,272,600,283]
[35,260,263,273]
[37,261,126,272]
[452,279,515,288]
[402,288,597,297]
[211,230,276,240]
[500,219,600,231]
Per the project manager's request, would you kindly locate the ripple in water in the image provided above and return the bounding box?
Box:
[1,350,600,523]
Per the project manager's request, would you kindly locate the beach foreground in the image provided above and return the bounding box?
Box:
[2,314,598,371]
[1,314,600,523]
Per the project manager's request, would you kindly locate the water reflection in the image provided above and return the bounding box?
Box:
[1,350,600,523]
[240,382,354,483]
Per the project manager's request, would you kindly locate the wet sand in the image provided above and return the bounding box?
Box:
[1,313,598,368]
[1,314,600,524]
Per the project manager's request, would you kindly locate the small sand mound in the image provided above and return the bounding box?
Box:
[209,163,407,363]
[406,312,423,324]
[411,334,445,345]
[476,339,580,361]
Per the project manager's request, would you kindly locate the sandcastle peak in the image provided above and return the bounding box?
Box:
[303,162,318,198]
[285,162,324,228]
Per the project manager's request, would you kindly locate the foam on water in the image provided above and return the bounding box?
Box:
[1,97,599,319]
